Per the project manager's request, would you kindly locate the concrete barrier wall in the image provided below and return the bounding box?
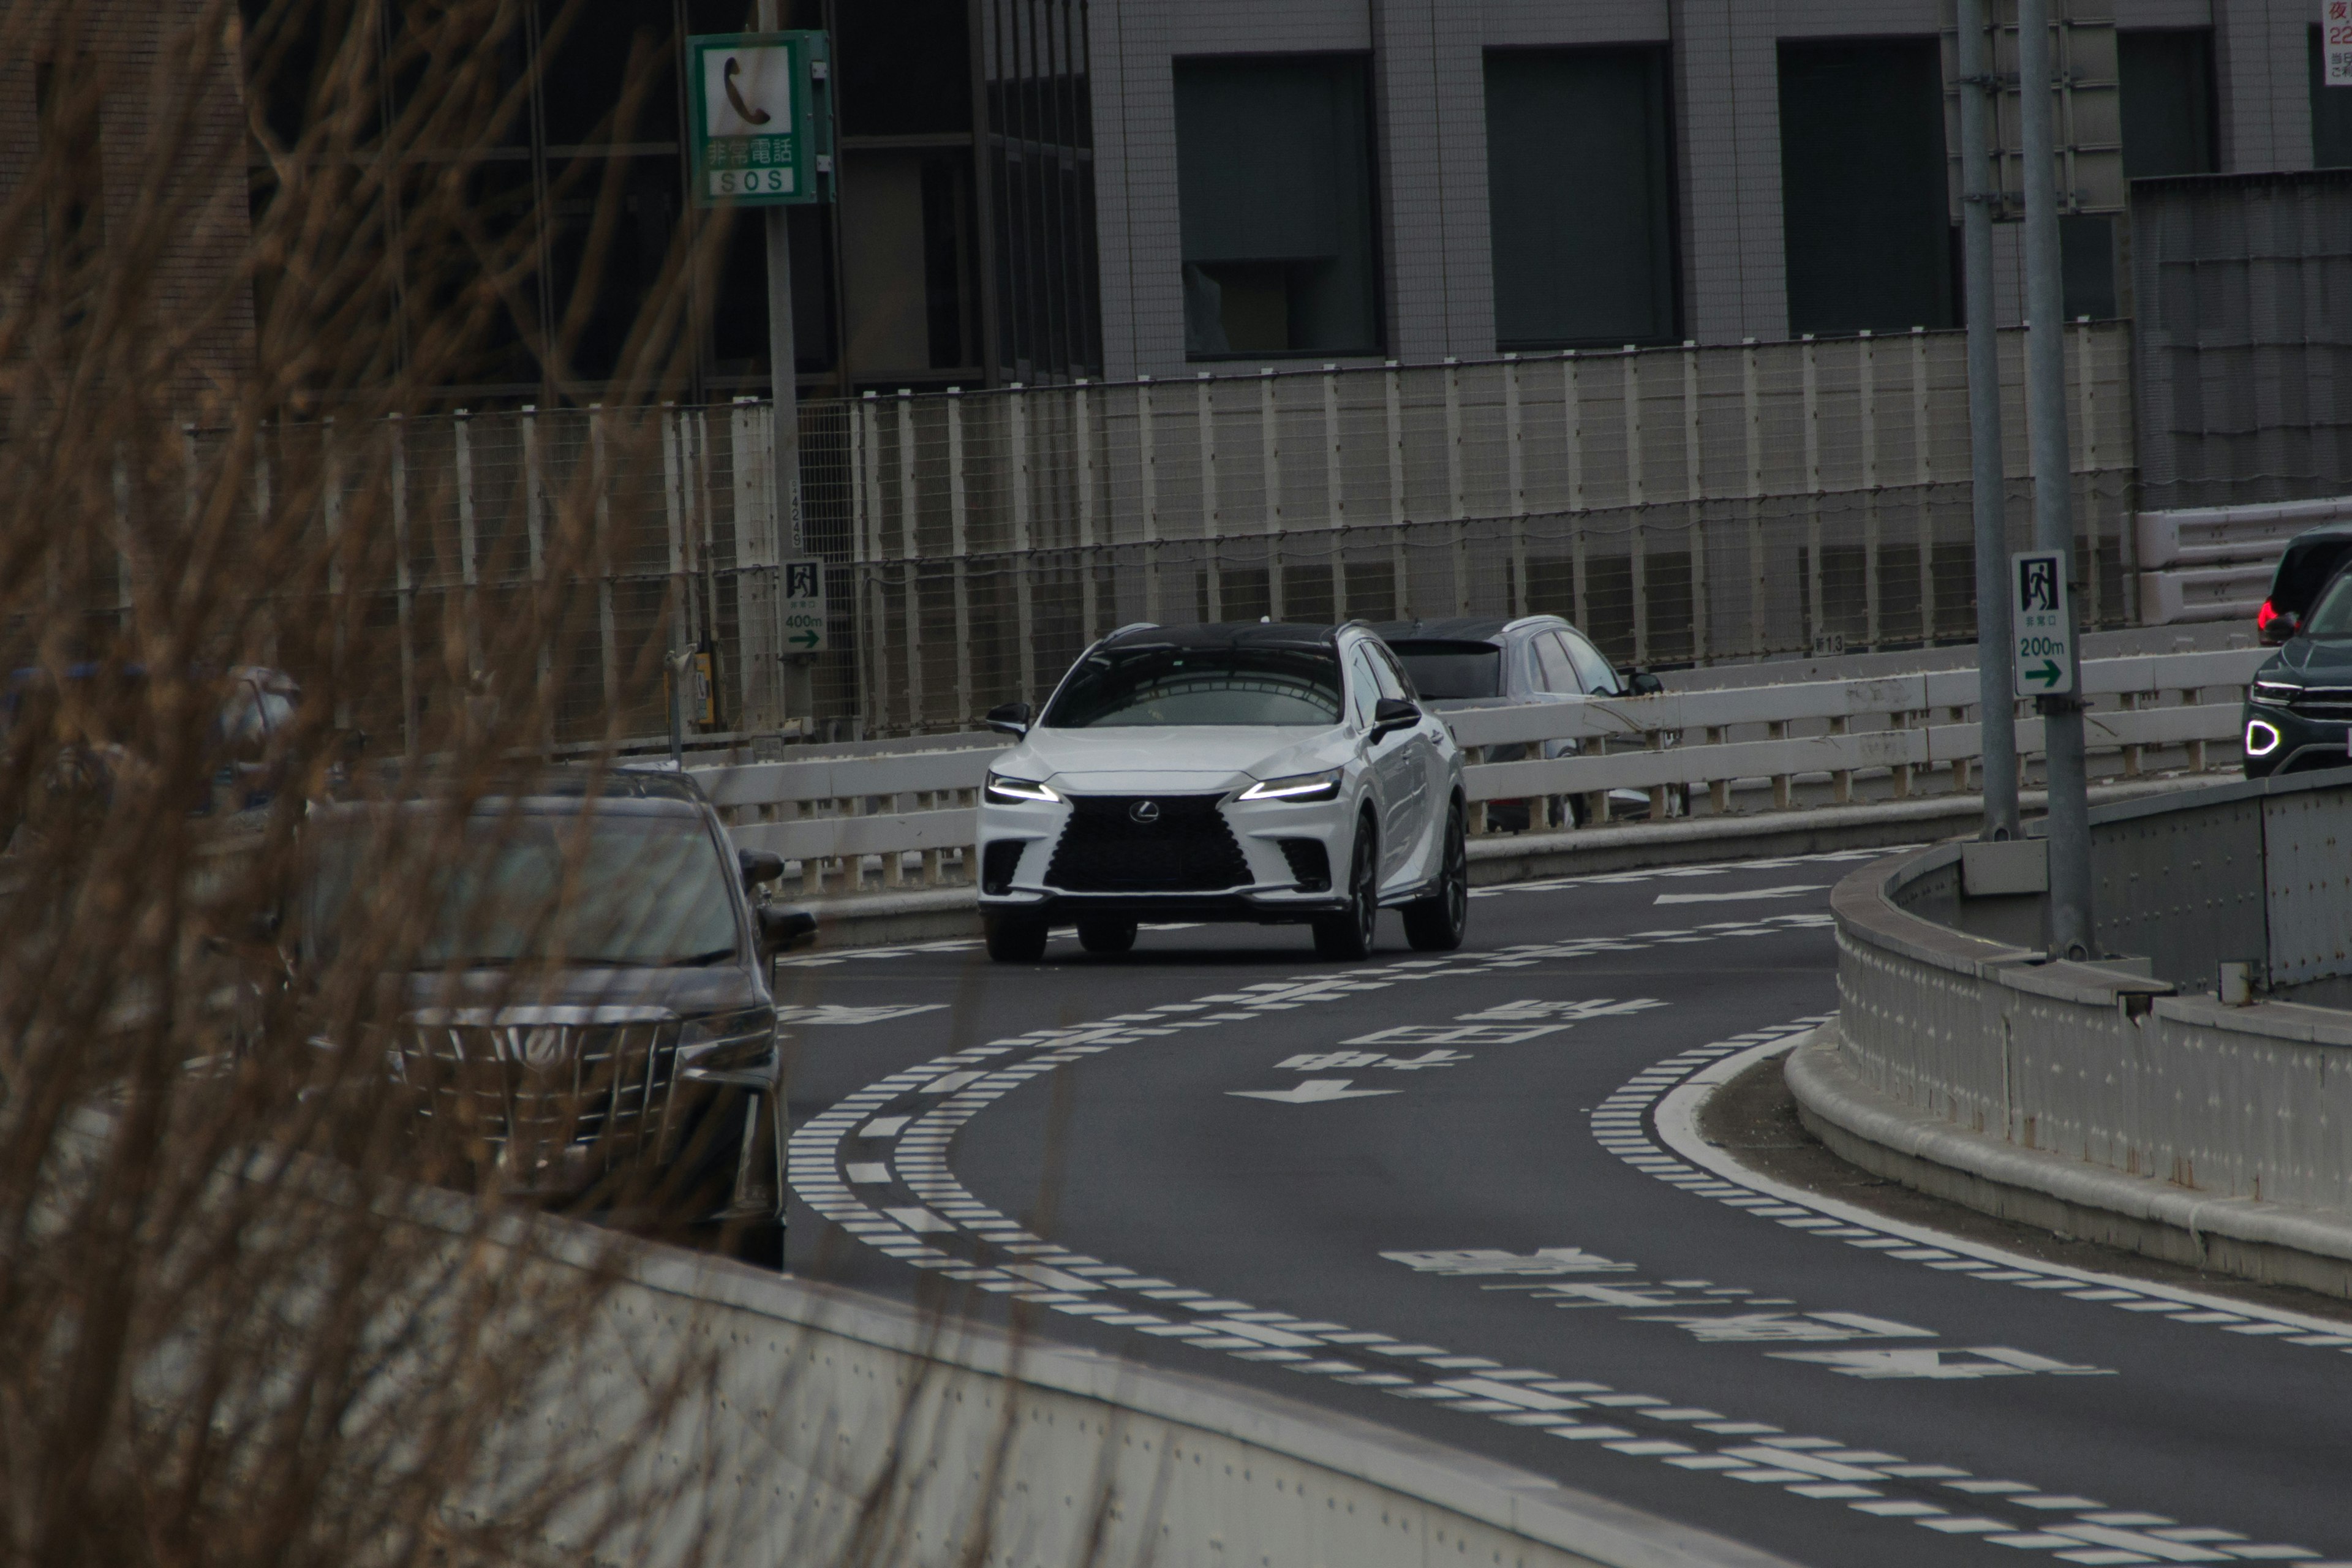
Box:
[1808,777,2352,1294]
[439,1203,1794,1568]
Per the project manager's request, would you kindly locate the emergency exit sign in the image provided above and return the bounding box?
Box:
[687,31,831,206]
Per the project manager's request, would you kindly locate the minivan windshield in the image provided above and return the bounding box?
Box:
[1389,642,1502,699]
[1043,645,1344,727]
[306,808,739,968]
[2305,571,2352,638]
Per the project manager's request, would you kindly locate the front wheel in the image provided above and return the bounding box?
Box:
[1077,917,1137,955]
[1312,817,1379,960]
[1402,801,1469,951]
[984,912,1049,962]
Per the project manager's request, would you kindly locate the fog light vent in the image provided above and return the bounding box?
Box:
[982,840,1025,895]
[1278,838,1331,892]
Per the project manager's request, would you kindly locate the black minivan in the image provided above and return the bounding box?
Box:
[287,769,812,1232]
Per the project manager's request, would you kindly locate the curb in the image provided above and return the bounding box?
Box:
[793,776,2218,951]
[1784,1025,2352,1301]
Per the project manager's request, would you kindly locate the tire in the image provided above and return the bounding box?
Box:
[1077,917,1137,955]
[1312,816,1379,960]
[1402,800,1469,951]
[984,912,1049,962]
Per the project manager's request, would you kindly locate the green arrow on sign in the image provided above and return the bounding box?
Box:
[2024,658,2062,688]
[789,630,821,649]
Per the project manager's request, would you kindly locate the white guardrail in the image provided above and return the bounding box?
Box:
[2135,494,2352,625]
[694,647,2266,897]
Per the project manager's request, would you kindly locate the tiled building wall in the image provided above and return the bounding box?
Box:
[1090,0,2267,375]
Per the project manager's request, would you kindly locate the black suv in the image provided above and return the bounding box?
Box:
[285,769,812,1232]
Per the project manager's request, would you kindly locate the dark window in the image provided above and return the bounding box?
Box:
[838,0,973,137]
[2120,29,2217,179]
[842,149,974,375]
[1777,39,1954,336]
[2060,216,2118,322]
[1175,55,1381,358]
[2312,26,2352,169]
[1484,48,1676,349]
[537,0,679,148]
[1389,643,1502,699]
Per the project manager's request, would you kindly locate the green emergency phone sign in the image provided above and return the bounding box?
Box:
[687,31,831,208]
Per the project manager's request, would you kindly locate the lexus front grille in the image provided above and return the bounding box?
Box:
[1045,794,1251,892]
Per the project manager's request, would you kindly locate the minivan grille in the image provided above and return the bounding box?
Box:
[391,1021,678,1156]
[1045,795,1250,892]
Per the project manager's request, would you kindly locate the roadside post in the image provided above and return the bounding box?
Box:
[2015,0,2095,958]
[1955,0,2017,840]
[687,15,833,736]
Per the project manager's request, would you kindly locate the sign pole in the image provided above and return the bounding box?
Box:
[1958,0,2017,843]
[2018,0,2094,959]
[754,0,812,733]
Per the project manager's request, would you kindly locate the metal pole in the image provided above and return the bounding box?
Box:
[760,0,812,733]
[1959,0,2018,840]
[2018,0,2094,958]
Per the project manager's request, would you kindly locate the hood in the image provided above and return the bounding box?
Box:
[2271,638,2352,682]
[1003,725,1352,794]
[388,962,767,1023]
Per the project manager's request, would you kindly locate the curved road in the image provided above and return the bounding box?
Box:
[777,850,2352,1567]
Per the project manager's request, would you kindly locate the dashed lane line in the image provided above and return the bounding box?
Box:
[787,924,2340,1566]
[1602,1028,2352,1354]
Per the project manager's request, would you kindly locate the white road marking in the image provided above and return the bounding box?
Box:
[1226,1077,1401,1104]
[1653,884,1826,905]
[775,1003,949,1025]
[785,929,2352,1567]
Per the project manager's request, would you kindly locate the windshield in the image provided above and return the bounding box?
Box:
[1390,643,1502,699]
[306,809,741,968]
[2306,571,2352,638]
[1042,645,1344,728]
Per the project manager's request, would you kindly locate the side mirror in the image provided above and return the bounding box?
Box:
[1371,696,1422,737]
[1627,671,1666,696]
[986,701,1032,737]
[2263,612,2301,646]
[737,848,786,889]
[758,903,818,954]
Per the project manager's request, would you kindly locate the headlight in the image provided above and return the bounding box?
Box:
[678,1008,775,1077]
[2245,719,2282,758]
[2251,679,2300,706]
[985,771,1060,804]
[1238,768,1342,802]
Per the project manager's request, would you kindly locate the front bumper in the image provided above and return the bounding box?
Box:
[2241,701,2348,778]
[978,785,1357,925]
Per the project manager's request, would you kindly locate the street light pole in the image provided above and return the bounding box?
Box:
[1958,0,2017,842]
[2017,0,2095,958]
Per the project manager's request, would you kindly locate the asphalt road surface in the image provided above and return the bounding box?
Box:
[777,849,2352,1567]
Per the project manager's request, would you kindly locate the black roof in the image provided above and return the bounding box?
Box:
[1099,621,1341,651]
[1365,616,1518,646]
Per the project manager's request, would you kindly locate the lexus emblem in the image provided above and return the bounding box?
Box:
[1128,799,1162,825]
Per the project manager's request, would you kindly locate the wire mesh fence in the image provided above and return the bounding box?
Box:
[160,401,861,754]
[848,324,2138,733]
[143,328,2133,748]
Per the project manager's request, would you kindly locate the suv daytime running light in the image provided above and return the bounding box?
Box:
[986,772,1060,804]
[1238,769,1342,802]
[2245,719,2282,757]
[2251,680,2300,704]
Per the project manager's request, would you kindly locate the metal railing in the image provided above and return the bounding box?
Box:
[695,645,2260,898]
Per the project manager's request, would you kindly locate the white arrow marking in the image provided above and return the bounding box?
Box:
[1227,1077,1401,1104]
[1653,883,1826,905]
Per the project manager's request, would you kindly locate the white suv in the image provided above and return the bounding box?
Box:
[974,621,1468,963]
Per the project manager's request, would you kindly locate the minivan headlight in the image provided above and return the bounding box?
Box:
[679,1008,776,1078]
[985,772,1060,804]
[1238,768,1342,802]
